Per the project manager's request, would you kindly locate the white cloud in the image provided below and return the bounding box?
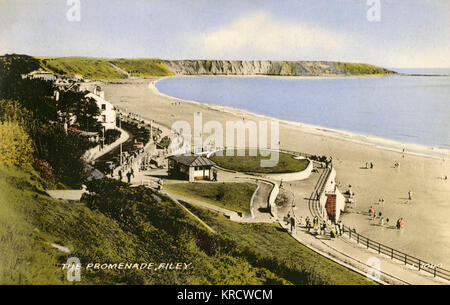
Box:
[192,11,352,60]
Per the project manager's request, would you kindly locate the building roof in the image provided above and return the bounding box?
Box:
[168,155,216,167]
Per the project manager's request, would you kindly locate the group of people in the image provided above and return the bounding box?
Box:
[368,205,405,229]
[298,215,343,238]
[118,167,135,183]
[365,162,374,169]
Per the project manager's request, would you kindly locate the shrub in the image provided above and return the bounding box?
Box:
[0,121,34,169]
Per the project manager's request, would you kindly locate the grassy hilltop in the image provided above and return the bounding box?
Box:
[36,57,173,80]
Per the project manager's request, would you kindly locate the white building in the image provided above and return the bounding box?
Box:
[85,86,116,130]
[25,70,56,81]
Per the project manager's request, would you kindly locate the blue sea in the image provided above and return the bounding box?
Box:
[156,73,450,150]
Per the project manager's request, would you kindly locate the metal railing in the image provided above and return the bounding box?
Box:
[342,224,450,282]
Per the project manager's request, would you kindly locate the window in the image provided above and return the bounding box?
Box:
[102,115,106,122]
[101,104,106,110]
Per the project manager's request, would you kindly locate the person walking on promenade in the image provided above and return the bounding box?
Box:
[126,171,132,184]
[118,170,123,181]
[131,167,135,178]
[290,216,295,234]
[322,222,327,236]
[335,222,341,236]
[305,216,311,232]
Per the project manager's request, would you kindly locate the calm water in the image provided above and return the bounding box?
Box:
[156,75,450,149]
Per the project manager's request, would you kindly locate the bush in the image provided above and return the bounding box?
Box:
[0,121,34,169]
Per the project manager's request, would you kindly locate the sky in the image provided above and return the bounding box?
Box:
[0,0,449,68]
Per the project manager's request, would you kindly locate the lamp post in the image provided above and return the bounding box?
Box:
[102,126,105,150]
[119,113,123,166]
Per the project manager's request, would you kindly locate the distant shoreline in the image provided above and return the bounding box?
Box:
[149,76,450,161]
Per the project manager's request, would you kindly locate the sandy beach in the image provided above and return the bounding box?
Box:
[102,77,450,268]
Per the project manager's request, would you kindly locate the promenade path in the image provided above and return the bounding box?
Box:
[83,127,129,163]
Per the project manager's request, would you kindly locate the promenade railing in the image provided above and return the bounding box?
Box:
[341,224,450,282]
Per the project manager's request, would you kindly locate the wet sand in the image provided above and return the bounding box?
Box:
[101,77,450,268]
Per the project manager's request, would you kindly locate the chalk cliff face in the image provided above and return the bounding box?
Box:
[163,60,348,76]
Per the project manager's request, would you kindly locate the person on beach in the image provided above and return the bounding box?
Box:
[369,206,374,217]
[408,190,413,200]
[380,217,384,226]
[370,162,374,169]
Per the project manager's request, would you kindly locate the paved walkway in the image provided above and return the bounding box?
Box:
[83,127,130,163]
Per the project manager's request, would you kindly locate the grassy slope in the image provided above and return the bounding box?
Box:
[110,58,173,77]
[335,62,396,76]
[0,166,372,285]
[185,203,374,285]
[164,182,257,215]
[36,57,126,80]
[211,149,310,174]
[35,57,173,80]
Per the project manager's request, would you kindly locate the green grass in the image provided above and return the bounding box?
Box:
[210,149,310,174]
[335,62,396,76]
[183,202,375,285]
[34,57,173,80]
[36,57,126,80]
[164,182,257,215]
[110,58,173,77]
